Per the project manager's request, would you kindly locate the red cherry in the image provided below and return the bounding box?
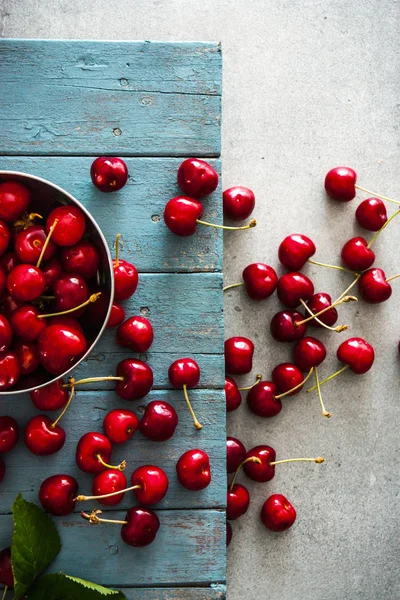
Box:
[164,196,204,236]
[46,205,86,246]
[224,337,254,375]
[107,302,125,328]
[60,240,100,280]
[49,316,83,333]
[41,257,63,289]
[278,234,316,270]
[13,340,40,375]
[76,431,118,474]
[15,225,56,264]
[30,379,69,411]
[243,445,276,482]
[0,351,20,390]
[355,198,387,231]
[0,315,12,352]
[91,156,128,192]
[120,507,160,547]
[223,186,255,221]
[116,316,154,352]
[337,337,375,374]
[341,237,375,271]
[7,264,45,301]
[306,293,338,328]
[261,494,296,532]
[0,252,19,275]
[168,357,200,388]
[1,294,24,319]
[247,381,282,417]
[226,437,246,474]
[270,310,307,342]
[277,272,314,308]
[0,181,31,222]
[116,358,153,400]
[24,414,66,456]
[131,465,169,504]
[227,483,250,520]
[272,363,304,396]
[0,220,10,257]
[54,274,89,316]
[225,376,242,412]
[0,267,6,298]
[38,324,87,375]
[177,158,218,198]
[103,409,139,444]
[0,416,19,453]
[358,268,392,303]
[324,167,357,201]
[113,259,139,301]
[92,469,127,506]
[292,337,327,372]
[10,305,46,342]
[39,474,78,516]
[0,547,14,589]
[241,263,278,300]
[226,522,232,547]
[176,449,211,491]
[139,400,178,441]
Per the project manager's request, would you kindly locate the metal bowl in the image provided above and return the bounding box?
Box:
[0,171,114,395]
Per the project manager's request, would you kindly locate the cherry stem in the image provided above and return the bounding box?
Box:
[314,367,332,418]
[66,375,124,388]
[335,276,361,302]
[75,484,141,503]
[36,218,58,268]
[115,233,121,267]
[386,273,400,283]
[367,208,400,248]
[13,212,43,228]
[183,384,202,430]
[96,455,126,471]
[354,184,400,205]
[307,364,349,393]
[51,385,75,429]
[275,367,314,399]
[307,259,358,276]
[269,457,324,466]
[196,218,257,231]
[37,292,102,318]
[295,295,357,327]
[230,456,262,491]
[299,299,347,333]
[40,295,55,300]
[81,509,128,526]
[223,282,244,292]
[238,374,262,391]
[1,586,7,600]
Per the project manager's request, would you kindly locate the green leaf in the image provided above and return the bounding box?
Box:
[11,494,62,599]
[28,573,126,600]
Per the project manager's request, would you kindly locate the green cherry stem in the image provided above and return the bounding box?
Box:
[96,456,126,471]
[65,376,124,388]
[367,208,400,249]
[114,233,121,267]
[307,259,358,276]
[183,384,202,430]
[275,367,314,399]
[51,385,75,429]
[37,292,102,319]
[314,367,332,418]
[1,586,7,600]
[299,299,348,333]
[81,509,128,525]
[307,365,350,393]
[36,218,58,268]
[196,218,257,231]
[269,457,325,466]
[75,484,141,503]
[223,282,244,292]
[354,185,400,205]
[295,295,357,327]
[386,273,400,284]
[238,374,262,391]
[230,457,262,491]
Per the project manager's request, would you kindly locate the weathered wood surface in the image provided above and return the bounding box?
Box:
[0,39,225,596]
[0,40,221,157]
[0,157,222,273]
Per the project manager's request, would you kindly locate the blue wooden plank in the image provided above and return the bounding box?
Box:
[0,510,226,586]
[0,157,223,273]
[0,40,221,156]
[0,390,226,511]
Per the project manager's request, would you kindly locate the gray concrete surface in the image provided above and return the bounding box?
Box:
[1,1,399,598]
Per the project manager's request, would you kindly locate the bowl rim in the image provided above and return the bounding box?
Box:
[0,170,115,395]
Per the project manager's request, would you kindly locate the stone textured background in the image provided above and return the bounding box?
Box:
[1,1,399,598]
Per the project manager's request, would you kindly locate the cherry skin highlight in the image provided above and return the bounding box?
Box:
[139,400,178,442]
[0,351,20,390]
[278,234,316,270]
[10,305,46,342]
[39,474,78,516]
[177,158,218,198]
[116,316,154,352]
[306,293,338,328]
[90,156,128,193]
[116,358,154,400]
[337,337,375,374]
[242,263,278,300]
[0,315,12,352]
[293,337,326,372]
[7,264,45,301]
[226,437,246,474]
[247,381,282,418]
[272,363,304,396]
[277,272,314,308]
[103,409,139,444]
[46,205,86,247]
[24,415,66,456]
[224,337,254,375]
[270,310,307,342]
[227,483,250,520]
[30,379,69,411]
[92,470,127,506]
[176,448,211,491]
[60,240,100,280]
[168,358,200,388]
[131,465,169,504]
[356,198,387,231]
[341,237,375,271]
[223,186,255,221]
[243,445,276,482]
[358,268,392,303]
[260,494,296,532]
[164,196,204,236]
[38,324,87,375]
[0,180,31,222]
[121,507,160,547]
[13,340,40,375]
[0,416,19,453]
[76,432,114,474]
[225,376,242,412]
[325,167,357,201]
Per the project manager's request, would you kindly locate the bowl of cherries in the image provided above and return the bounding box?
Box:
[0,171,114,394]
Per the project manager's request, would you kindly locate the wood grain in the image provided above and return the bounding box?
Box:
[115,586,226,599]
